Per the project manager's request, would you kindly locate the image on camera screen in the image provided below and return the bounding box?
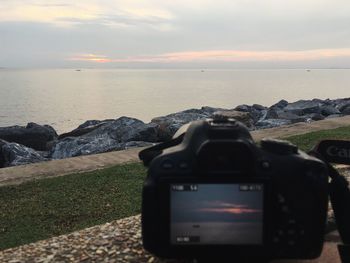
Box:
[170,184,263,245]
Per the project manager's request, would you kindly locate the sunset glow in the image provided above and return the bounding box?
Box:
[68,48,350,64]
[68,54,112,63]
[198,207,261,214]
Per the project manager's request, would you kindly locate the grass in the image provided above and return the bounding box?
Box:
[282,125,350,152]
[1,125,350,251]
[0,162,146,250]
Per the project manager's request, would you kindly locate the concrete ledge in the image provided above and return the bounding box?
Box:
[2,115,350,187]
[0,147,145,187]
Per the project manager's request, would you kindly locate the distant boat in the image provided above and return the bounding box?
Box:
[201,70,205,72]
[75,69,81,71]
[306,69,311,72]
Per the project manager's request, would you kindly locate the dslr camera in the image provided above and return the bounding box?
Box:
[139,117,330,262]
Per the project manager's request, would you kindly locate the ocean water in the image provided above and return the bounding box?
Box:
[0,68,349,134]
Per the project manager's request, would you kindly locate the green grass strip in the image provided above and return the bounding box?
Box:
[0,162,146,250]
[282,125,350,152]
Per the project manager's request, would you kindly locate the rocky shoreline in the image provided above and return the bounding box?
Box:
[1,97,350,168]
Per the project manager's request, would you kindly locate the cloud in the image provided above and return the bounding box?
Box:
[197,201,261,214]
[0,1,174,28]
[68,54,112,63]
[67,48,350,63]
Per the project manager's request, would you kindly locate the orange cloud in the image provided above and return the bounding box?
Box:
[68,48,350,64]
[68,54,112,63]
[198,207,261,214]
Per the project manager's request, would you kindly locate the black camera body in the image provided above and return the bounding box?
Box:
[141,118,329,261]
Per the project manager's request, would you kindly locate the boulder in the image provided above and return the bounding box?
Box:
[0,139,46,167]
[51,135,122,159]
[86,117,159,143]
[320,105,341,116]
[0,123,58,151]
[212,110,254,128]
[275,111,306,123]
[234,104,266,123]
[270,99,288,110]
[51,117,159,159]
[58,119,113,139]
[284,100,322,115]
[151,110,210,141]
[256,119,292,129]
[340,104,350,115]
[305,113,325,121]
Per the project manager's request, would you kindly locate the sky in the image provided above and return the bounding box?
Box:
[1,0,350,68]
[171,184,263,223]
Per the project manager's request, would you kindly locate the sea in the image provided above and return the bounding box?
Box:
[0,68,349,134]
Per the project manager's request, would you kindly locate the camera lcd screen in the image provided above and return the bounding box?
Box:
[170,184,264,245]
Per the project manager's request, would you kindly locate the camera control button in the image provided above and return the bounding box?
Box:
[178,161,189,169]
[281,205,290,213]
[161,160,174,170]
[288,240,296,246]
[287,229,296,235]
[273,237,280,243]
[277,194,286,204]
[261,161,271,169]
[277,230,284,236]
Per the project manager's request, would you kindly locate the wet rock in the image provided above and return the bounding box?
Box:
[58,120,113,139]
[284,100,322,115]
[270,99,288,110]
[306,113,325,121]
[0,139,47,167]
[213,110,254,128]
[151,109,210,141]
[234,105,266,123]
[256,119,292,129]
[86,117,159,143]
[0,123,58,151]
[51,117,159,159]
[320,105,341,116]
[340,104,350,115]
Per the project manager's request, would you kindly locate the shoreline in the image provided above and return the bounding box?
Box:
[1,96,350,168]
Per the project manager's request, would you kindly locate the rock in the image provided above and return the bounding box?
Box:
[284,100,322,115]
[275,111,306,123]
[58,120,113,139]
[212,110,254,128]
[87,117,159,143]
[333,98,350,111]
[51,117,159,159]
[151,110,210,141]
[270,99,288,109]
[0,139,46,167]
[340,104,350,115]
[51,135,122,159]
[234,105,266,123]
[265,108,279,119]
[234,104,251,112]
[252,104,266,111]
[0,123,58,151]
[305,113,325,121]
[256,119,292,129]
[266,109,305,123]
[320,105,341,116]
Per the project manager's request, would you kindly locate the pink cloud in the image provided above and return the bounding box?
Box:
[198,207,261,214]
[68,48,350,63]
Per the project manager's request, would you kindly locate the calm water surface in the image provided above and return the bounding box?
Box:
[0,69,349,133]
